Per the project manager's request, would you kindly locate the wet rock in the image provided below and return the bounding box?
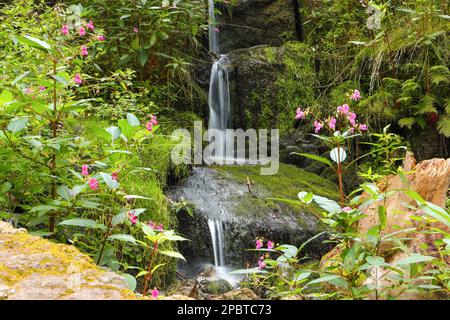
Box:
[203,279,234,295]
[215,288,259,300]
[169,164,338,268]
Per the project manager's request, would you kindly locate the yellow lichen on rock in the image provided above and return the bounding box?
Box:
[0,221,138,300]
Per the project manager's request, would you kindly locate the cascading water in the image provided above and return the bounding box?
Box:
[208,55,231,161]
[207,219,225,267]
[205,2,236,283]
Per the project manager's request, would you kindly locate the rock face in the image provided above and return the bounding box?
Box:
[227,42,317,137]
[217,0,297,53]
[0,222,137,300]
[170,163,339,269]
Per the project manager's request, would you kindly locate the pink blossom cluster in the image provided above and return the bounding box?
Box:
[255,239,274,250]
[60,20,106,85]
[146,115,158,132]
[148,221,164,231]
[128,210,138,225]
[295,90,368,134]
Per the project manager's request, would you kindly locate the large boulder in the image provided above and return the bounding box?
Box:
[169,163,339,269]
[217,0,297,53]
[0,222,137,300]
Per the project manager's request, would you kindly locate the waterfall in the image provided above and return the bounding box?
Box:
[207,219,225,267]
[208,55,230,161]
[208,0,219,54]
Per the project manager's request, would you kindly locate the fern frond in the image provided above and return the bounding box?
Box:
[398,117,415,130]
[413,95,436,115]
[429,65,450,87]
[437,116,450,137]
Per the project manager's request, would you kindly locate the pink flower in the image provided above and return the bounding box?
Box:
[73,74,82,85]
[348,112,357,126]
[97,35,106,41]
[151,288,159,298]
[148,221,164,231]
[89,178,99,190]
[348,127,355,134]
[342,206,352,212]
[327,117,337,130]
[80,46,88,57]
[145,115,158,132]
[81,164,89,177]
[150,115,158,125]
[214,27,220,33]
[337,104,350,115]
[128,211,138,225]
[61,25,69,35]
[295,107,305,120]
[359,124,368,131]
[39,85,46,92]
[267,241,274,250]
[24,87,33,95]
[255,239,263,250]
[145,121,154,132]
[350,89,362,101]
[111,171,119,181]
[86,20,95,31]
[79,27,86,36]
[257,259,266,270]
[313,120,323,133]
[133,27,139,33]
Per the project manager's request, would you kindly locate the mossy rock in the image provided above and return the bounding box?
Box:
[227,41,317,137]
[203,279,234,296]
[170,163,338,267]
[217,0,296,53]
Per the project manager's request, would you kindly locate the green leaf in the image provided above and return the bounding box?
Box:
[126,113,140,127]
[307,275,348,289]
[99,172,119,190]
[105,126,121,141]
[378,205,387,230]
[229,268,268,275]
[58,218,106,230]
[137,48,148,67]
[7,117,29,134]
[0,90,13,106]
[121,273,137,291]
[108,234,137,244]
[118,119,136,140]
[11,71,31,86]
[57,185,71,201]
[395,254,435,266]
[30,205,58,214]
[17,35,51,51]
[293,153,332,167]
[51,75,69,87]
[312,195,341,214]
[158,250,186,261]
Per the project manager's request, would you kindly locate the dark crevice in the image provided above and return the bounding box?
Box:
[292,0,304,42]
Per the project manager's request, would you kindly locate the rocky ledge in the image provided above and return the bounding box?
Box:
[0,221,139,300]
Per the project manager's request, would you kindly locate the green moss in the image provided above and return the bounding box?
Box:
[213,163,339,224]
[231,41,317,137]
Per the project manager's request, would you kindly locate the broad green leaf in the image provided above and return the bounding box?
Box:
[121,273,137,291]
[7,117,29,134]
[137,48,148,67]
[0,90,13,106]
[58,218,106,230]
[108,234,137,244]
[57,185,71,201]
[30,205,58,213]
[105,126,121,141]
[158,250,185,261]
[17,35,51,51]
[307,275,348,289]
[378,205,387,230]
[313,195,341,214]
[229,268,268,275]
[395,254,435,266]
[293,153,332,167]
[99,172,119,190]
[126,113,140,127]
